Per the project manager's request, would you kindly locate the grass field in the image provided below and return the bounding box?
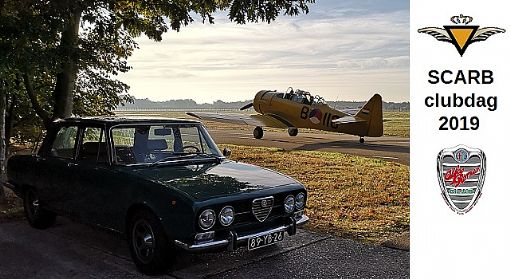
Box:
[222,145,409,243]
[116,110,410,138]
[383,111,410,138]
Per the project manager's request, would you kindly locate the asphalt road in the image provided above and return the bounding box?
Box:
[208,130,410,166]
[0,218,409,279]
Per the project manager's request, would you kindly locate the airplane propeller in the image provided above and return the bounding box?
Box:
[240,103,253,111]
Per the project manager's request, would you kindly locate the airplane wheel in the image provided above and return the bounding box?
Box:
[359,137,365,144]
[253,126,264,139]
[288,127,298,137]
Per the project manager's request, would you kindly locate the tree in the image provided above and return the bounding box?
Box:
[2,0,314,128]
[0,0,11,201]
[0,0,314,201]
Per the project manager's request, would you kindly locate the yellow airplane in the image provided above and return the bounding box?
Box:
[187,88,383,143]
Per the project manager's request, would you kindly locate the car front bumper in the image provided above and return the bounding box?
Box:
[174,214,309,252]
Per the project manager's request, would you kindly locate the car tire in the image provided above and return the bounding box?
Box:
[23,188,56,229]
[128,210,174,275]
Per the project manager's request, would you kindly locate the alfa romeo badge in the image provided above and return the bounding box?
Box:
[437,145,486,214]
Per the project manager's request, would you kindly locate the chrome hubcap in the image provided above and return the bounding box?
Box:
[132,220,155,264]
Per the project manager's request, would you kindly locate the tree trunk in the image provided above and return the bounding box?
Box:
[52,8,82,119]
[22,72,51,128]
[0,0,6,203]
[0,80,6,202]
[5,93,15,151]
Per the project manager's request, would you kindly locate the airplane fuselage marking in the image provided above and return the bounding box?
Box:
[300,106,340,129]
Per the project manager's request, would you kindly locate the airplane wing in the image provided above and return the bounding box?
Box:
[186,112,292,128]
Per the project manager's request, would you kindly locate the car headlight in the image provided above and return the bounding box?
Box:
[295,192,305,210]
[219,206,235,226]
[284,195,295,213]
[199,209,216,230]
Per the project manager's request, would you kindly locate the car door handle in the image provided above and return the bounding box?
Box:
[67,162,78,167]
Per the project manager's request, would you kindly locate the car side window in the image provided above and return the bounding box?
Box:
[78,127,107,163]
[51,126,78,159]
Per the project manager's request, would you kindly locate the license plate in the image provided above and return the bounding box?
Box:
[247,231,284,251]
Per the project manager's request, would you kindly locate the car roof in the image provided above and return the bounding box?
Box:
[54,116,201,126]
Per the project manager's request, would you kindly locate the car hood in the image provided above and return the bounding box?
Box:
[127,160,298,200]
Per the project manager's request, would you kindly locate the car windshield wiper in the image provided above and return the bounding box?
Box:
[150,154,195,165]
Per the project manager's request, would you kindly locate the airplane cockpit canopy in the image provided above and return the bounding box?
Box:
[277,87,327,106]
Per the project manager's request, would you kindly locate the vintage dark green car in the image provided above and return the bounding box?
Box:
[6,117,308,274]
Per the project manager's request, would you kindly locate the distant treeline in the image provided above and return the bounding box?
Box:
[117,98,410,111]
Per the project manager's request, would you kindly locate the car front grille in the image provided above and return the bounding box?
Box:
[252,196,274,222]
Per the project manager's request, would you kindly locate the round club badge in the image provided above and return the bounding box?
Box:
[453,148,469,163]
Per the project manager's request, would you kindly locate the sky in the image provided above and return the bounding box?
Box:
[118,0,409,103]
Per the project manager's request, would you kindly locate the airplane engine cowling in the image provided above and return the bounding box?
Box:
[253,90,276,114]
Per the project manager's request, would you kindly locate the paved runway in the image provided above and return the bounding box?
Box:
[115,112,409,165]
[209,129,410,165]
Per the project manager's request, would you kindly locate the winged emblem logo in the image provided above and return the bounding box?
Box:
[418,14,505,56]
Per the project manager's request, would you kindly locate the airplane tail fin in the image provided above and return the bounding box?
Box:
[355,94,383,137]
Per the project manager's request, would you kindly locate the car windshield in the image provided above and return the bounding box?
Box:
[111,123,222,165]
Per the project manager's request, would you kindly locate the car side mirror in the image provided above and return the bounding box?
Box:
[222,147,232,157]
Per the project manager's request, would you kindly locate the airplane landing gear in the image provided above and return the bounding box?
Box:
[359,137,365,144]
[288,127,298,137]
[253,126,264,139]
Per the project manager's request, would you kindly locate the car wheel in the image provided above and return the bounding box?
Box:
[23,188,56,229]
[128,210,174,275]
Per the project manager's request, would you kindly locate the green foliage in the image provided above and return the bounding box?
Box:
[228,0,311,24]
[0,0,314,144]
